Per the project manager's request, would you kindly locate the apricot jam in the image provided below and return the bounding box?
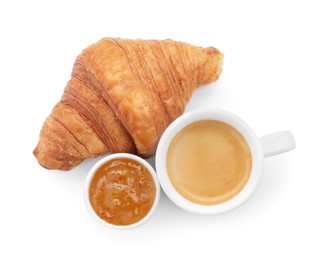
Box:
[89,158,156,226]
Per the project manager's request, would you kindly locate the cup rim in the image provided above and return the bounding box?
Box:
[84,153,160,229]
[155,108,264,215]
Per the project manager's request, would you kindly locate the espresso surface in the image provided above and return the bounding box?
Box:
[167,120,252,205]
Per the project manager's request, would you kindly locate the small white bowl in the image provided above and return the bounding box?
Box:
[84,153,160,229]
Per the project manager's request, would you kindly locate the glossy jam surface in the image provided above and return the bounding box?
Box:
[89,158,156,226]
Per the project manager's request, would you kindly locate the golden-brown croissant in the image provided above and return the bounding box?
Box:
[33,38,223,170]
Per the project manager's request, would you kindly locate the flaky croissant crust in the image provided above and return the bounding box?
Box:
[34,38,223,170]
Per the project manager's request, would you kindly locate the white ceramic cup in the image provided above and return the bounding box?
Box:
[84,153,160,229]
[155,108,295,215]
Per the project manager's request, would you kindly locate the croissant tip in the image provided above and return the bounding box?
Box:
[33,147,49,170]
[33,143,82,171]
[33,147,38,157]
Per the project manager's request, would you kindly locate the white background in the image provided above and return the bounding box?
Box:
[0,0,318,259]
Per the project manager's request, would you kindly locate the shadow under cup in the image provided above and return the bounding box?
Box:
[155,109,264,215]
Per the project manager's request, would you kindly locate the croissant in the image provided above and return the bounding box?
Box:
[33,38,223,170]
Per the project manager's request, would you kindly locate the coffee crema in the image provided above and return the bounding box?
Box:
[167,120,252,205]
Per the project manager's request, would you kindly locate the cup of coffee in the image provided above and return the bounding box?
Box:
[155,108,295,214]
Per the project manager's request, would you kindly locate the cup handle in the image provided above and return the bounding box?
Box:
[259,131,296,158]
